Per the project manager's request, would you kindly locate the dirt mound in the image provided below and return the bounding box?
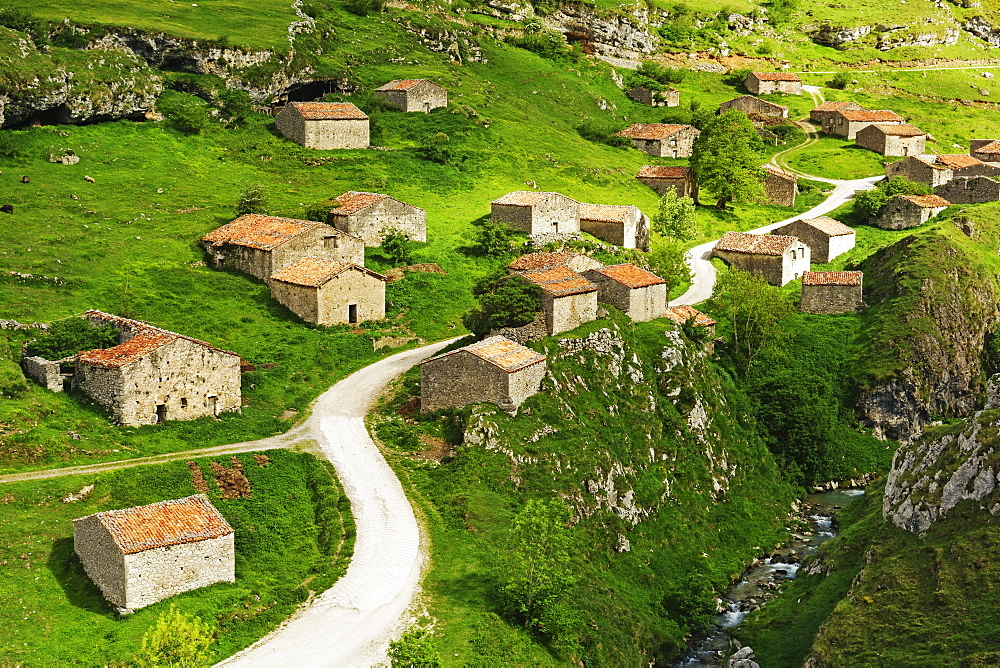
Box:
[211,456,253,499]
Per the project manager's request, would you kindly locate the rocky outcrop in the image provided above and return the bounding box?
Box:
[963,15,1000,46]
[544,4,659,58]
[876,26,959,50]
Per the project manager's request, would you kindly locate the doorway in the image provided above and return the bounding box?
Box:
[207,396,217,416]
[349,304,358,324]
[155,404,166,423]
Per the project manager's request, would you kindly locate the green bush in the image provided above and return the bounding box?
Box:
[462,271,541,337]
[235,184,268,216]
[381,230,415,266]
[0,8,49,45]
[389,626,441,667]
[577,121,629,148]
[157,90,213,135]
[344,0,385,16]
[24,318,118,360]
[853,177,932,219]
[472,217,519,257]
[829,72,853,89]
[507,30,577,63]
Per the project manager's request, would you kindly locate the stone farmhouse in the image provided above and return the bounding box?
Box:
[74,494,235,612]
[627,84,680,107]
[713,231,810,286]
[875,194,951,229]
[772,216,856,263]
[374,79,447,112]
[970,139,1000,162]
[616,124,700,158]
[824,109,904,139]
[800,271,864,314]
[327,191,427,245]
[635,165,698,200]
[518,266,599,335]
[583,264,666,322]
[745,71,802,95]
[935,176,1000,204]
[578,202,650,251]
[274,102,369,149]
[269,257,387,326]
[508,251,604,275]
[420,335,546,412]
[855,123,926,157]
[762,164,798,206]
[491,191,580,237]
[809,101,863,126]
[665,304,717,337]
[719,95,789,119]
[202,214,364,282]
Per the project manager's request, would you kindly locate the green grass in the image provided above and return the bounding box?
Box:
[784,136,887,180]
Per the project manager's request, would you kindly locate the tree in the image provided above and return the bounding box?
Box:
[707,269,795,372]
[690,109,766,209]
[462,272,541,337]
[235,184,267,216]
[647,237,691,299]
[853,176,932,220]
[157,90,212,135]
[651,189,697,241]
[25,318,118,360]
[381,229,415,266]
[473,218,518,257]
[134,604,214,668]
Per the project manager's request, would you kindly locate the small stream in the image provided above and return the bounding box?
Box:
[675,489,866,667]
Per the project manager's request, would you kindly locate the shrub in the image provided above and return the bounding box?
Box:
[636,61,687,85]
[134,605,214,668]
[416,132,452,164]
[157,90,212,135]
[24,318,118,360]
[829,72,853,89]
[389,626,441,667]
[576,122,629,148]
[507,30,576,63]
[853,177,932,219]
[217,88,255,128]
[381,229,415,266]
[462,272,541,337]
[472,217,518,257]
[235,184,268,216]
[344,0,385,16]
[0,8,49,45]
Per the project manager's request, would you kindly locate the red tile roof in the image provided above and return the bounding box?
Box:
[593,264,665,288]
[751,72,802,82]
[974,140,1000,154]
[203,214,323,251]
[76,494,233,555]
[375,79,439,91]
[508,252,576,271]
[423,335,546,373]
[868,123,924,137]
[811,101,862,112]
[329,191,389,216]
[839,109,903,122]
[762,163,797,181]
[714,231,800,256]
[802,271,863,286]
[664,304,717,327]
[936,154,984,169]
[270,257,385,287]
[781,216,855,237]
[578,203,637,224]
[900,194,951,208]
[616,123,696,141]
[78,311,238,368]
[492,191,575,207]
[289,102,368,120]
[636,165,692,179]
[520,266,598,296]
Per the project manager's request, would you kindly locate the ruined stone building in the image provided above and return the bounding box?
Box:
[269,257,387,325]
[885,155,954,186]
[274,102,369,149]
[491,191,580,237]
[970,139,1000,162]
[713,231,810,286]
[73,494,235,612]
[875,194,951,229]
[373,79,447,112]
[518,266,599,335]
[762,164,798,206]
[73,311,242,426]
[508,251,604,275]
[771,216,856,263]
[583,264,666,322]
[627,85,680,107]
[578,202,650,251]
[799,271,864,314]
[936,154,1000,178]
[327,191,427,245]
[824,109,904,139]
[809,101,863,126]
[420,336,546,412]
[745,71,802,95]
[664,305,717,337]
[935,176,1000,204]
[202,214,364,281]
[635,165,698,200]
[615,123,700,158]
[855,123,926,156]
[719,95,789,118]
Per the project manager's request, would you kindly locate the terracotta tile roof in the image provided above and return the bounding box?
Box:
[203,214,322,251]
[289,102,368,120]
[869,123,924,137]
[751,72,802,82]
[974,140,1000,154]
[375,79,434,91]
[909,155,948,169]
[799,216,855,236]
[593,264,665,288]
[492,191,575,207]
[900,194,951,208]
[423,335,546,373]
[802,271,863,286]
[762,163,797,181]
[78,311,238,368]
[714,231,800,256]
[936,154,984,169]
[508,252,576,271]
[636,165,691,179]
[616,123,696,141]
[271,257,386,287]
[664,304,717,327]
[329,191,390,216]
[520,266,598,296]
[811,101,862,112]
[75,494,233,555]
[839,109,903,122]
[578,203,637,224]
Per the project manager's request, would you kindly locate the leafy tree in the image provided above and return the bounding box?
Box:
[651,189,697,241]
[381,229,415,266]
[647,237,692,300]
[157,90,212,135]
[766,0,798,26]
[388,626,441,668]
[662,572,718,629]
[417,132,452,164]
[473,218,518,257]
[25,318,118,360]
[707,269,795,372]
[217,88,254,128]
[134,604,214,668]
[853,176,932,219]
[829,71,853,89]
[462,272,541,337]
[690,109,766,209]
[235,184,268,216]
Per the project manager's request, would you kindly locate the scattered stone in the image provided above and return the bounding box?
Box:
[21,176,29,183]
[615,533,631,552]
[48,149,79,165]
[252,453,271,467]
[62,484,94,503]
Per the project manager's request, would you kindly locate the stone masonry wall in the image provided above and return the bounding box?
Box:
[273,225,364,274]
[800,283,863,314]
[720,96,788,118]
[331,198,427,245]
[270,281,320,324]
[713,250,785,286]
[491,202,534,233]
[627,283,667,322]
[505,360,547,409]
[203,242,273,281]
[876,201,942,229]
[317,270,385,325]
[883,134,926,157]
[638,175,697,200]
[747,78,801,95]
[886,158,949,186]
[581,210,652,251]
[21,356,64,392]
[74,515,128,608]
[935,176,1000,204]
[298,118,369,150]
[274,106,306,145]
[122,534,235,610]
[547,291,598,335]
[421,352,510,411]
[764,171,797,207]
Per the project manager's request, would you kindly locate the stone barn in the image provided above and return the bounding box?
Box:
[269,257,387,326]
[745,72,802,95]
[582,264,666,322]
[373,79,447,112]
[875,194,951,229]
[615,124,700,158]
[772,216,856,263]
[274,102,369,149]
[74,311,241,427]
[824,109,904,139]
[885,155,953,187]
[73,494,235,612]
[635,165,698,200]
[809,101,863,126]
[627,85,680,107]
[935,176,1000,204]
[491,191,580,237]
[508,252,604,275]
[420,336,546,412]
[202,215,364,281]
[799,271,864,314]
[518,266,599,335]
[762,164,798,206]
[937,154,1000,178]
[578,202,650,251]
[970,139,1000,162]
[855,123,926,157]
[664,304,717,337]
[713,231,810,286]
[327,191,427,245]
[719,95,789,118]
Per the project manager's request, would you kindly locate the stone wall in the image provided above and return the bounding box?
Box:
[882,133,926,157]
[579,208,649,250]
[122,534,235,610]
[631,128,697,158]
[20,356,64,392]
[330,198,426,245]
[74,515,127,608]
[492,195,580,236]
[546,291,598,335]
[719,96,788,118]
[772,221,855,263]
[626,283,667,322]
[203,242,274,281]
[714,245,808,286]
[637,175,697,200]
[270,281,320,323]
[875,200,944,230]
[375,82,447,112]
[934,176,1000,204]
[274,106,306,145]
[800,284,863,314]
[746,77,801,95]
[764,171,797,207]
[626,85,679,107]
[421,351,544,412]
[207,224,363,282]
[886,157,950,186]
[317,270,385,325]
[275,108,369,149]
[491,313,548,344]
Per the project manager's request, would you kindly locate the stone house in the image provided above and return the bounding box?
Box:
[635,165,698,200]
[202,214,364,282]
[875,194,951,229]
[582,264,666,322]
[73,494,234,612]
[327,191,427,245]
[373,79,447,112]
[508,252,604,275]
[970,139,1000,162]
[745,72,802,95]
[799,271,864,314]
[935,176,1000,204]
[74,311,241,427]
[762,164,798,206]
[664,304,717,337]
[719,95,789,118]
[713,231,810,286]
[824,109,904,139]
[420,335,546,412]
[771,216,856,263]
[936,154,1000,178]
[615,124,700,158]
[274,102,369,149]
[269,258,387,326]
[491,191,580,236]
[855,123,926,157]
[518,266,599,335]
[578,203,650,251]
[627,85,680,107]
[885,155,954,187]
[809,101,864,126]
